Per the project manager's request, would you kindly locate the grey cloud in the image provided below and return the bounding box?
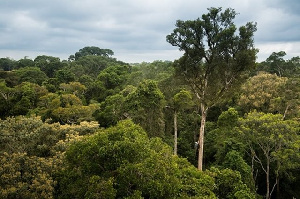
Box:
[0,0,299,62]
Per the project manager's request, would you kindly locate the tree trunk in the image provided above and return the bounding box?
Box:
[174,111,178,155]
[198,103,208,171]
[266,157,270,199]
[276,144,282,198]
[276,177,280,199]
[282,104,289,120]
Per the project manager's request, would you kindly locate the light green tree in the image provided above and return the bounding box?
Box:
[0,116,99,198]
[238,111,300,199]
[207,167,255,199]
[239,72,287,113]
[38,93,98,124]
[239,72,300,120]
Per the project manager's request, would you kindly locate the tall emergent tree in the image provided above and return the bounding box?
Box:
[166,7,257,170]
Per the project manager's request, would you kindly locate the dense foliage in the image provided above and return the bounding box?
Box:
[1,8,300,199]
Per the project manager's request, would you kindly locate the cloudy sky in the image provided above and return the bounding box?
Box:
[0,0,299,63]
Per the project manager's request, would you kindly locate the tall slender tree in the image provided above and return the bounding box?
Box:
[172,89,193,155]
[166,7,257,170]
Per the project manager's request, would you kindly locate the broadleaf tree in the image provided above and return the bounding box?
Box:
[166,7,257,170]
[238,111,300,199]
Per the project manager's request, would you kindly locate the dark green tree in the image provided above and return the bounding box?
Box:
[34,55,64,78]
[205,108,253,189]
[258,52,300,78]
[98,65,130,91]
[288,56,300,77]
[15,67,48,85]
[17,57,35,69]
[71,55,119,78]
[55,68,75,84]
[0,80,16,118]
[266,51,287,77]
[93,93,126,127]
[8,82,48,116]
[79,76,107,102]
[166,7,257,170]
[71,46,114,61]
[0,58,16,71]
[125,80,165,137]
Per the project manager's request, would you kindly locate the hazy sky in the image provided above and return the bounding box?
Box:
[0,0,299,63]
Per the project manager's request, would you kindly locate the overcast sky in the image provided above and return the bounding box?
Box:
[0,0,299,63]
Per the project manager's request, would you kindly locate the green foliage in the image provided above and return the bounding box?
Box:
[0,17,299,198]
[222,150,254,190]
[173,89,194,111]
[15,66,48,85]
[217,107,239,128]
[98,64,130,92]
[0,57,16,71]
[55,68,75,83]
[0,152,58,199]
[0,116,95,156]
[15,82,48,105]
[0,80,16,118]
[128,61,174,84]
[0,70,19,87]
[38,92,98,124]
[175,158,216,198]
[94,93,126,127]
[71,55,127,78]
[59,81,87,103]
[0,116,99,198]
[125,80,165,137]
[0,82,48,117]
[34,55,64,78]
[166,7,257,107]
[257,51,300,77]
[238,111,300,198]
[84,176,116,199]
[205,108,250,177]
[78,75,107,102]
[42,78,60,92]
[17,57,35,68]
[239,72,287,113]
[272,77,300,119]
[57,120,217,198]
[71,46,114,61]
[207,167,255,199]
[239,72,300,120]
[167,7,257,170]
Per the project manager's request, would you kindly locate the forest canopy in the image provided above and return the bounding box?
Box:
[0,8,300,199]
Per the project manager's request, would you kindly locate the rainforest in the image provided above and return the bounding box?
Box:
[0,8,299,199]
